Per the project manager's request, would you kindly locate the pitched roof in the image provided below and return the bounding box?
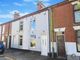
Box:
[0,0,75,26]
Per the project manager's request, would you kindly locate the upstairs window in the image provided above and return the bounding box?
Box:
[19,21,23,31]
[74,4,80,23]
[30,20,36,30]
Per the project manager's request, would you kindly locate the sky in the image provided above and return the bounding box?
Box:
[0,0,64,24]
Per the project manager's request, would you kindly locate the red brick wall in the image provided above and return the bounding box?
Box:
[4,23,11,42]
[52,3,76,42]
[0,22,12,47]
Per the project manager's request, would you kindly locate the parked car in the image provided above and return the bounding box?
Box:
[0,41,5,54]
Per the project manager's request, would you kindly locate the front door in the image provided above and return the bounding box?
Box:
[56,32,66,58]
[41,35,48,56]
[7,36,11,48]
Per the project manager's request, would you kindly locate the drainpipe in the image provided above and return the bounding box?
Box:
[48,8,54,58]
[7,23,11,49]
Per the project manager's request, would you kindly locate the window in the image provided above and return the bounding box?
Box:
[74,4,80,23]
[30,20,36,30]
[76,30,80,52]
[19,35,23,45]
[75,11,80,22]
[30,40,36,48]
[19,21,23,31]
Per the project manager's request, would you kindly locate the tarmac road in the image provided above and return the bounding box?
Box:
[0,49,65,60]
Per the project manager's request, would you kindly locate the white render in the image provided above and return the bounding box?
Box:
[11,10,49,55]
[0,26,1,35]
[0,26,1,40]
[2,25,5,41]
[65,42,80,56]
[22,18,30,50]
[54,27,65,32]
[73,26,80,30]
[11,20,20,48]
[71,1,79,5]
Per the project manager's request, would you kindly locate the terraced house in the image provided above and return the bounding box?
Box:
[0,0,80,60]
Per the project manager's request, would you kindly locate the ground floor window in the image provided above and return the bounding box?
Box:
[30,40,36,48]
[19,35,23,46]
[76,30,80,52]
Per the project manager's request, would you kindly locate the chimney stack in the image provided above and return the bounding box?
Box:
[37,0,45,10]
[13,12,20,19]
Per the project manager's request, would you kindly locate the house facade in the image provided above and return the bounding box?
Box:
[0,23,12,48]
[0,23,11,48]
[51,0,80,59]
[11,9,50,56]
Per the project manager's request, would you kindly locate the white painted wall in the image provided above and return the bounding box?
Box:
[11,21,19,48]
[22,18,30,50]
[0,26,1,35]
[65,42,80,56]
[28,10,49,52]
[2,25,5,41]
[54,27,65,32]
[2,25,5,34]
[11,10,49,53]
[73,26,80,30]
[0,26,2,40]
[53,42,57,53]
[11,18,30,49]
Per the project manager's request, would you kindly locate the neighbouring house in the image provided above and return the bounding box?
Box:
[51,0,80,59]
[0,23,12,48]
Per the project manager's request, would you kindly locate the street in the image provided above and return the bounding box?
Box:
[0,49,66,60]
[0,49,53,60]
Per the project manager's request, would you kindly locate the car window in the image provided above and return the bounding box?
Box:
[0,41,3,44]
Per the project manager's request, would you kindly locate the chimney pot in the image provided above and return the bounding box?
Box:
[13,12,20,19]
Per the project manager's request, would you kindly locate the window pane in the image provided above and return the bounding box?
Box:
[74,3,80,10]
[19,35,23,46]
[19,21,23,31]
[31,20,36,30]
[78,44,80,51]
[77,38,80,43]
[77,30,80,36]
[75,11,80,22]
[20,39,22,45]
[30,40,36,48]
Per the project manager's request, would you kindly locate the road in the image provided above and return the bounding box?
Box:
[0,49,65,60]
[0,49,53,60]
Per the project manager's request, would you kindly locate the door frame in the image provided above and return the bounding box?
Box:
[56,32,66,58]
[7,35,11,49]
[41,34,48,56]
[9,36,11,48]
